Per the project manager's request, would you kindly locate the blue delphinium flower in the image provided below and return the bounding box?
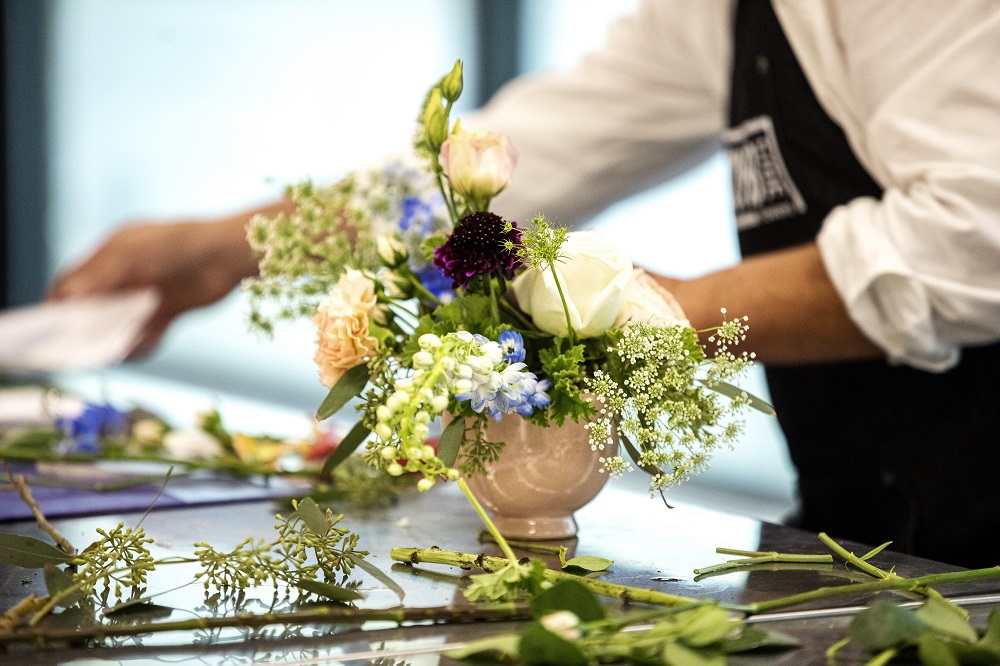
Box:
[498,330,526,364]
[55,403,129,455]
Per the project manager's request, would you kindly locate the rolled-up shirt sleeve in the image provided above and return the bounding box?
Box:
[798,1,1000,371]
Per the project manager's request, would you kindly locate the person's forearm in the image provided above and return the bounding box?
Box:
[212,199,296,282]
[654,242,883,365]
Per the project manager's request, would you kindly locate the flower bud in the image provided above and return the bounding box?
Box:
[412,351,434,368]
[439,130,518,205]
[540,611,581,640]
[422,444,436,459]
[446,468,460,481]
[418,333,442,349]
[431,394,449,413]
[387,462,404,476]
[375,405,392,422]
[377,234,409,268]
[417,477,435,492]
[379,445,397,460]
[382,270,413,299]
[414,423,430,441]
[375,423,392,441]
[440,60,463,103]
[453,379,472,394]
[423,88,448,150]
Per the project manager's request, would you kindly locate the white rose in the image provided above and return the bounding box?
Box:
[511,230,633,339]
[162,429,224,460]
[613,269,689,329]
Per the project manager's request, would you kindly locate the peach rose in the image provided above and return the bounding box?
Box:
[313,269,379,388]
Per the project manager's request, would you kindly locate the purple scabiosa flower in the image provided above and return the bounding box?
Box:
[432,212,523,290]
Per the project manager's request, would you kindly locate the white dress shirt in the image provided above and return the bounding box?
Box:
[475,0,1000,372]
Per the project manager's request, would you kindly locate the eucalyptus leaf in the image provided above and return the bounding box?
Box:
[915,596,977,643]
[519,623,588,666]
[848,601,927,652]
[530,580,605,623]
[293,497,332,535]
[918,634,961,666]
[320,420,371,477]
[295,579,363,603]
[347,554,405,603]
[720,626,799,654]
[436,416,466,468]
[562,556,614,573]
[44,564,84,608]
[0,533,75,568]
[104,601,175,621]
[315,364,370,421]
[444,633,521,661]
[697,379,776,417]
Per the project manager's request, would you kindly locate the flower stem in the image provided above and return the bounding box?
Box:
[0,603,531,646]
[486,275,501,323]
[547,263,576,346]
[693,552,833,576]
[390,546,706,609]
[456,478,517,563]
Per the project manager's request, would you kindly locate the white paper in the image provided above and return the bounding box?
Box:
[0,289,160,371]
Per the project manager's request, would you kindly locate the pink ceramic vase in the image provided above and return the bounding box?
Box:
[464,414,616,540]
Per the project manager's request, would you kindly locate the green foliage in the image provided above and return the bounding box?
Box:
[464,559,549,603]
[316,364,371,421]
[0,533,75,568]
[536,342,595,427]
[74,524,156,604]
[556,546,613,574]
[842,598,1000,664]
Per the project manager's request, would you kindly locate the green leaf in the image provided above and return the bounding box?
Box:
[347,553,405,603]
[563,556,614,573]
[918,634,960,666]
[445,633,521,661]
[697,379,775,416]
[916,596,977,643]
[320,420,371,477]
[519,623,587,666]
[295,579,363,603]
[294,497,331,535]
[104,601,175,621]
[720,626,799,654]
[979,610,1000,650]
[860,541,893,561]
[437,416,466,468]
[0,533,76,568]
[661,641,727,666]
[848,601,927,652]
[530,580,605,623]
[676,605,738,648]
[620,433,660,477]
[44,565,84,607]
[315,364,370,421]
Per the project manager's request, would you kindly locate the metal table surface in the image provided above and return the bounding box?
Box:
[2,478,999,665]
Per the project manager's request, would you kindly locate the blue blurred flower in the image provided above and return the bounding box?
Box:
[498,330,526,363]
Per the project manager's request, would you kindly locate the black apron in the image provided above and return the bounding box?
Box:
[727,0,1000,568]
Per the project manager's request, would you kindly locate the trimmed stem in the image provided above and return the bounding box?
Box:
[746,566,1000,615]
[694,552,833,576]
[390,547,702,609]
[3,463,75,555]
[0,603,530,646]
[819,532,892,580]
[457,479,517,563]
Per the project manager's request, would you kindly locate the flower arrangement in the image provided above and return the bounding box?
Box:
[244,61,769,498]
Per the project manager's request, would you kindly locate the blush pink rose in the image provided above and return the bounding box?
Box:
[313,269,379,388]
[439,130,518,203]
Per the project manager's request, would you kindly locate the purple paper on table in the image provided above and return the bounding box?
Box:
[0,465,306,522]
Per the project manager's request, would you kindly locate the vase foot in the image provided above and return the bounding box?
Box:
[490,513,578,540]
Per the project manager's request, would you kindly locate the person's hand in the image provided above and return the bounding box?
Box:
[47,215,260,356]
